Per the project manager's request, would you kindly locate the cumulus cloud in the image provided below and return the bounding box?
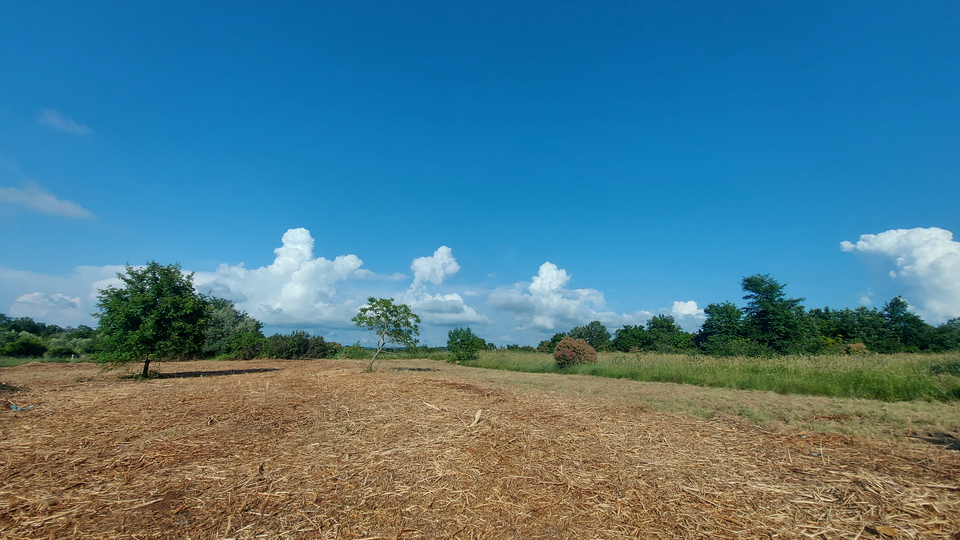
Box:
[0,181,94,218]
[401,246,489,326]
[661,300,707,332]
[37,109,93,135]
[489,262,633,331]
[0,265,125,327]
[194,228,367,327]
[411,246,460,286]
[841,227,960,322]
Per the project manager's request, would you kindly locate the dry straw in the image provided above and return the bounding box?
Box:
[1,360,958,539]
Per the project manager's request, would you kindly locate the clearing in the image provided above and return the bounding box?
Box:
[1,359,959,539]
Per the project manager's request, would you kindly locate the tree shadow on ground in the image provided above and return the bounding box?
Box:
[160,368,280,379]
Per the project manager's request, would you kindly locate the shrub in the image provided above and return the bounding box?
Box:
[843,343,870,355]
[47,346,79,358]
[552,336,597,367]
[447,327,487,363]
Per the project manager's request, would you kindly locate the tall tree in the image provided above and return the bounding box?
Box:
[696,301,744,353]
[568,321,612,351]
[95,262,210,378]
[741,274,819,354]
[882,296,933,351]
[202,297,264,358]
[352,297,420,372]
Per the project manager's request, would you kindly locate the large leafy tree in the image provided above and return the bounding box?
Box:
[352,297,420,371]
[741,274,819,355]
[695,301,744,354]
[447,327,488,362]
[568,321,612,351]
[202,297,264,358]
[95,262,210,378]
[881,296,933,351]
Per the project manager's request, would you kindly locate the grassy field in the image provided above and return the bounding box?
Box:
[0,356,89,368]
[461,349,960,402]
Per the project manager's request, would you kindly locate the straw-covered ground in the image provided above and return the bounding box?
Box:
[1,359,959,539]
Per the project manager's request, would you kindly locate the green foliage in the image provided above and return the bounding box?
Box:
[202,297,264,358]
[352,297,420,371]
[46,346,79,358]
[1,335,48,358]
[260,330,338,359]
[644,315,694,353]
[536,332,567,353]
[568,321,612,351]
[226,331,264,360]
[339,342,373,359]
[611,325,646,352]
[464,350,960,403]
[447,327,487,363]
[741,274,820,354]
[553,336,598,367]
[94,262,210,378]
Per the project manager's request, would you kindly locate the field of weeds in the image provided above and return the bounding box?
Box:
[464,350,960,402]
[1,358,959,539]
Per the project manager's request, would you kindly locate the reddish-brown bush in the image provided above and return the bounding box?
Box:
[552,336,598,367]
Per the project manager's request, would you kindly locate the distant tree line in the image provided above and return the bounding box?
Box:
[531,274,960,357]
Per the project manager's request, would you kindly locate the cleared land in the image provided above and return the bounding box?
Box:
[1,359,959,539]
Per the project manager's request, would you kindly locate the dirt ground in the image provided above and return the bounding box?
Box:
[1,359,959,539]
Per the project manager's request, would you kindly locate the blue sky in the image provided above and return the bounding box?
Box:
[2,1,959,346]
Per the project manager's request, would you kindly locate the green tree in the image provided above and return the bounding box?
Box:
[568,321,612,351]
[447,327,487,362]
[352,297,420,371]
[536,332,568,353]
[202,297,264,357]
[645,315,693,352]
[741,274,819,355]
[695,301,744,354]
[611,325,648,352]
[881,296,933,352]
[94,262,210,378]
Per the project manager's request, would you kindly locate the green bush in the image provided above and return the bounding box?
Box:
[1,336,47,358]
[46,346,79,358]
[447,327,487,363]
[553,336,597,368]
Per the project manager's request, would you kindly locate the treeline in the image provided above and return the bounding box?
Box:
[0,297,341,361]
[533,274,960,356]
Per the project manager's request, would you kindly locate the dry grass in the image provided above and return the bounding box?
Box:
[1,359,959,539]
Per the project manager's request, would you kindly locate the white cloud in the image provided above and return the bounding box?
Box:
[489,262,637,331]
[37,109,93,135]
[841,227,960,322]
[194,228,367,327]
[401,246,489,326]
[660,300,707,332]
[0,181,94,218]
[411,246,460,286]
[0,265,125,327]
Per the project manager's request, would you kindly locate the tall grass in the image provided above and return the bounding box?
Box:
[0,356,91,368]
[462,350,960,402]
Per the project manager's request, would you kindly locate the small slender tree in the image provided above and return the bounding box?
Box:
[352,297,420,371]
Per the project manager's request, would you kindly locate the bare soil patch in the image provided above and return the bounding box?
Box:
[2,359,959,539]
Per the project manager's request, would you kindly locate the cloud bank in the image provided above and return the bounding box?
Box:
[37,109,93,135]
[1,229,708,343]
[841,227,960,322]
[0,181,94,218]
